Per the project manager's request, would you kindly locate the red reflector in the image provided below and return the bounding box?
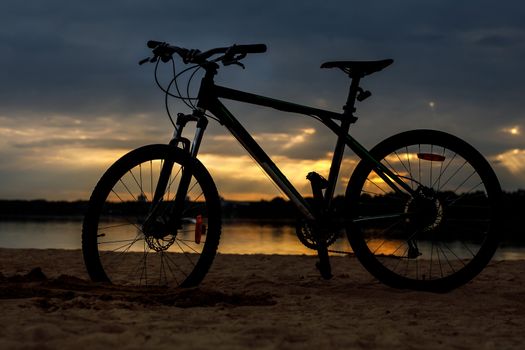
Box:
[195,215,203,244]
[417,153,446,162]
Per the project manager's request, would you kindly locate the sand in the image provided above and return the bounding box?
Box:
[0,248,524,349]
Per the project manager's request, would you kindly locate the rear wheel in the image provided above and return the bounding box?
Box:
[82,144,221,288]
[346,130,501,291]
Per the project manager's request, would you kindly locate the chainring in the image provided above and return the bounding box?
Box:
[296,220,339,250]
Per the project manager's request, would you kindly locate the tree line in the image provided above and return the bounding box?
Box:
[0,190,523,243]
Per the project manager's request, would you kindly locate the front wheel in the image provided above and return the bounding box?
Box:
[346,130,501,291]
[82,144,221,288]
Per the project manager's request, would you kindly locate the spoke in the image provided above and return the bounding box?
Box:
[161,251,182,284]
[365,178,389,195]
[348,135,502,286]
[176,238,202,254]
[441,241,468,267]
[141,242,149,285]
[174,239,197,267]
[98,238,141,245]
[92,153,216,287]
[181,193,206,216]
[150,160,154,205]
[447,182,484,208]
[98,222,136,230]
[101,235,144,280]
[128,168,148,202]
[438,159,468,190]
[383,157,400,179]
[436,146,446,190]
[100,233,142,255]
[117,179,140,202]
[405,146,413,190]
[167,172,172,201]
[139,163,144,200]
[166,253,193,277]
[160,250,167,285]
[429,144,434,188]
[436,243,456,274]
[167,167,183,194]
[418,144,421,185]
[428,242,434,279]
[106,192,147,232]
[354,212,407,223]
[415,255,420,280]
[178,238,206,244]
[433,151,458,191]
[459,240,478,259]
[390,245,409,272]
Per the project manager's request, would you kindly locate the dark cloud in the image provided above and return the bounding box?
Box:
[11,138,149,150]
[0,0,524,199]
[1,0,523,119]
[476,34,523,48]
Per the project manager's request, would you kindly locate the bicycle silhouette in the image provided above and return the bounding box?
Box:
[82,41,502,292]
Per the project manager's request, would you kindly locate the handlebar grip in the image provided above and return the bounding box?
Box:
[233,44,267,54]
[147,40,164,48]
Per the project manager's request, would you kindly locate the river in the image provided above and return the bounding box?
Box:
[0,219,523,260]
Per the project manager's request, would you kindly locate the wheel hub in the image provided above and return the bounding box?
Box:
[141,216,178,251]
[405,187,444,233]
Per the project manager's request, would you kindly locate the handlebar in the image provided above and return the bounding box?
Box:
[140,40,267,66]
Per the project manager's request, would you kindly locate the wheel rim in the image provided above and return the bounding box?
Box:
[89,155,216,287]
[351,141,496,285]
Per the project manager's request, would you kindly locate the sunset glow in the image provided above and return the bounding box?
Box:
[199,153,358,200]
[1,1,525,202]
[502,126,521,136]
[496,148,525,174]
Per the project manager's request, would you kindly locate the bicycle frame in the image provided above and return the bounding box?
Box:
[172,64,414,222]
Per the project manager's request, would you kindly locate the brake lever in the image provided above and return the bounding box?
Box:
[224,61,245,69]
[182,49,202,64]
[222,52,247,69]
[138,56,159,65]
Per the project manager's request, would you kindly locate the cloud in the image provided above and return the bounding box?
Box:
[502,126,521,137]
[199,153,358,200]
[0,0,524,200]
[495,149,525,175]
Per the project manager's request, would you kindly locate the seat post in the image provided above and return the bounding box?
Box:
[342,76,361,117]
[322,75,361,210]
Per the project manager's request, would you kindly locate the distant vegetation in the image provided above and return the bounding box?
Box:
[0,199,88,219]
[0,190,523,243]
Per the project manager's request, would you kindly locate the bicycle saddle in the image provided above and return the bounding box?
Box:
[321,59,393,78]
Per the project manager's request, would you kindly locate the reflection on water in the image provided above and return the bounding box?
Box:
[217,222,353,255]
[0,220,81,249]
[0,219,523,260]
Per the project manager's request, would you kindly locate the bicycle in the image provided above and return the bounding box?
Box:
[82,40,502,292]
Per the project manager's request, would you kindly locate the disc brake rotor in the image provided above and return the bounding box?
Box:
[144,234,176,252]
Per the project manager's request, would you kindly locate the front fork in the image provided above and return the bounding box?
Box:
[143,110,208,234]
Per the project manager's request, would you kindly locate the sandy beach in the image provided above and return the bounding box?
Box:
[0,248,524,349]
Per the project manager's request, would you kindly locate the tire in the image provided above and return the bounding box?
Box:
[82,144,221,288]
[346,130,501,291]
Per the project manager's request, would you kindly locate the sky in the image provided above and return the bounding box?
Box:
[0,0,524,201]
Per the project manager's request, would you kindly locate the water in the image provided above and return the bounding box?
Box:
[0,219,523,260]
[0,219,343,254]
